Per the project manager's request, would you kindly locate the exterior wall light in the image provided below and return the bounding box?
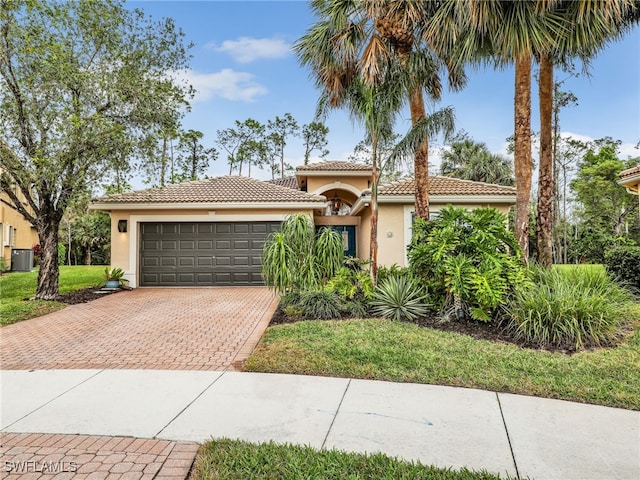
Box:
[117,219,128,233]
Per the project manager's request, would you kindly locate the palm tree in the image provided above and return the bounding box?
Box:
[535,0,639,266]
[424,1,559,259]
[295,0,465,220]
[318,67,405,283]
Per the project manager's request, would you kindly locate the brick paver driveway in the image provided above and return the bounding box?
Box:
[0,288,278,371]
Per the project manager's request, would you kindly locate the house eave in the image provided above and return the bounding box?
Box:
[618,174,640,194]
[90,200,328,211]
[351,194,517,215]
[296,170,372,178]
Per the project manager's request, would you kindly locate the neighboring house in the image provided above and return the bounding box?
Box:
[619,165,640,221]
[0,187,38,269]
[91,161,516,287]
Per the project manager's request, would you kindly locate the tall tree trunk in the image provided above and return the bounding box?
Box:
[370,134,379,285]
[35,211,61,300]
[160,136,167,187]
[536,54,554,267]
[514,54,532,260]
[410,88,430,220]
[85,247,91,266]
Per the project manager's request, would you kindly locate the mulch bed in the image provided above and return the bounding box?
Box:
[268,305,582,354]
[54,286,123,305]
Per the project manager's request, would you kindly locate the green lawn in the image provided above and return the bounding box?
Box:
[190,439,509,480]
[0,266,105,326]
[245,315,640,411]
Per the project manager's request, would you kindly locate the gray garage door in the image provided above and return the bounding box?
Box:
[139,222,280,286]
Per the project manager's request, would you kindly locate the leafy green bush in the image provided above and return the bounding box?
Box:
[376,264,413,283]
[341,300,368,318]
[262,214,344,294]
[326,261,373,301]
[506,267,636,349]
[298,289,342,320]
[408,206,527,322]
[604,244,640,293]
[370,276,430,322]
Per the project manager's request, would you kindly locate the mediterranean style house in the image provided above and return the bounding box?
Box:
[619,165,640,220]
[91,161,516,287]
[1,187,38,269]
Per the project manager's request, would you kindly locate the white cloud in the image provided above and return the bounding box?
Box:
[174,69,267,103]
[207,37,291,63]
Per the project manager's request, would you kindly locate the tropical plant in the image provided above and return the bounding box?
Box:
[104,267,125,283]
[262,214,344,295]
[295,0,465,220]
[298,289,342,320]
[408,206,528,322]
[441,131,513,186]
[506,266,636,350]
[370,275,429,322]
[604,244,640,293]
[326,263,374,301]
[426,1,639,262]
[534,1,639,267]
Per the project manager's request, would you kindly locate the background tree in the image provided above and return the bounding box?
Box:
[176,129,217,181]
[0,0,192,299]
[571,140,639,239]
[266,113,299,179]
[216,118,264,176]
[440,131,514,186]
[301,121,329,165]
[141,123,180,187]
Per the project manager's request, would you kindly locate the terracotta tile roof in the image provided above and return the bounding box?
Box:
[296,160,372,172]
[376,176,516,196]
[93,176,326,204]
[266,176,299,189]
[620,165,640,178]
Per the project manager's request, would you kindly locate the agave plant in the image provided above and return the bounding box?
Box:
[370,276,430,322]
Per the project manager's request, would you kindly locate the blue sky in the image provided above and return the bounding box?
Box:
[129,1,640,182]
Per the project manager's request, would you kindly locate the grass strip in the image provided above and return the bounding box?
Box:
[190,438,510,480]
[245,317,640,410]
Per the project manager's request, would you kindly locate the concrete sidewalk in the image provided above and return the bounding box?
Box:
[1,370,638,479]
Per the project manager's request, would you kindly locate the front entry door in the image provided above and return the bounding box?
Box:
[322,225,356,258]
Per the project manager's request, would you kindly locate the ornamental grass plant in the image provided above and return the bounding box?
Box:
[506,266,637,350]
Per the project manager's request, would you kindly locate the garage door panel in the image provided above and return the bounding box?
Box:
[214,256,231,266]
[197,256,213,266]
[161,240,177,250]
[161,257,177,267]
[215,240,231,250]
[140,221,279,287]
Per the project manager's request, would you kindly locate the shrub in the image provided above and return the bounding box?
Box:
[376,264,413,283]
[262,214,344,294]
[604,244,640,293]
[326,261,374,301]
[370,276,430,322]
[341,300,368,318]
[298,289,342,320]
[408,206,527,322]
[506,267,636,350]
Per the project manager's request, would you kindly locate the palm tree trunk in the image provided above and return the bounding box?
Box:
[536,54,554,267]
[370,133,379,284]
[514,54,532,261]
[410,88,430,220]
